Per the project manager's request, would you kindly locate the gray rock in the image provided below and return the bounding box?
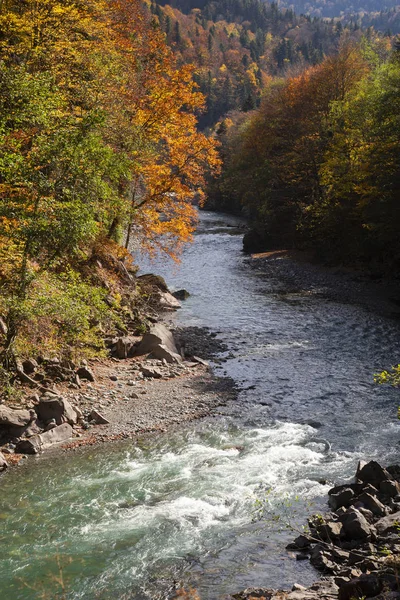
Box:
[137,273,169,292]
[158,291,181,310]
[193,356,210,367]
[76,366,95,382]
[355,492,386,516]
[141,366,163,379]
[173,289,190,300]
[135,324,179,358]
[338,574,381,600]
[36,397,78,426]
[149,344,182,364]
[317,520,343,540]
[380,480,400,498]
[339,508,373,540]
[0,452,8,471]
[329,488,355,511]
[357,461,393,487]
[89,409,109,425]
[0,406,32,428]
[16,423,74,454]
[114,337,137,360]
[375,510,400,536]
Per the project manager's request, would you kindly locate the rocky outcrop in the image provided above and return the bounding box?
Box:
[135,323,182,364]
[232,461,400,600]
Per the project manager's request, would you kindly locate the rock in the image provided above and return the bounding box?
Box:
[355,492,386,516]
[380,480,400,498]
[137,273,169,292]
[16,423,74,454]
[293,534,312,549]
[135,324,180,361]
[149,344,181,364]
[318,520,344,540]
[89,409,109,425]
[310,545,337,572]
[158,291,181,310]
[22,359,38,374]
[329,487,355,511]
[0,406,32,428]
[173,289,190,300]
[76,366,95,382]
[338,574,381,600]
[375,511,400,536]
[109,375,118,381]
[193,356,210,367]
[44,419,57,431]
[357,461,393,488]
[35,397,78,426]
[114,337,138,360]
[339,508,374,540]
[0,452,8,471]
[141,366,163,379]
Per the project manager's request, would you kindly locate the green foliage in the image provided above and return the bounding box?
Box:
[210,39,400,272]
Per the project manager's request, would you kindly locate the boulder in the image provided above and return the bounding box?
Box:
[159,291,181,310]
[0,406,32,428]
[89,409,109,425]
[380,479,400,498]
[375,510,400,536]
[172,289,190,300]
[0,452,8,471]
[114,337,138,360]
[135,324,180,359]
[317,520,343,540]
[355,492,386,516]
[357,461,393,487]
[149,344,181,364]
[16,423,74,454]
[329,487,355,511]
[339,508,373,540]
[338,574,381,600]
[137,273,169,292]
[35,397,78,426]
[76,366,95,382]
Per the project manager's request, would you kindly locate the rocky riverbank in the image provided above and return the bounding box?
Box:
[250,250,400,318]
[0,277,235,470]
[231,461,400,600]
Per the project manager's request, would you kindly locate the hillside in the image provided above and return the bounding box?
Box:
[150,0,349,126]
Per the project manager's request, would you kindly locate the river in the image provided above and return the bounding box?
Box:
[1,211,400,600]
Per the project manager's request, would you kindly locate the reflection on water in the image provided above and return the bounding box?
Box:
[1,211,400,599]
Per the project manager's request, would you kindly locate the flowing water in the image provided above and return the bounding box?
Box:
[1,211,400,600]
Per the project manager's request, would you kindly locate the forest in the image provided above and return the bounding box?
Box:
[207,37,400,272]
[0,0,219,376]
